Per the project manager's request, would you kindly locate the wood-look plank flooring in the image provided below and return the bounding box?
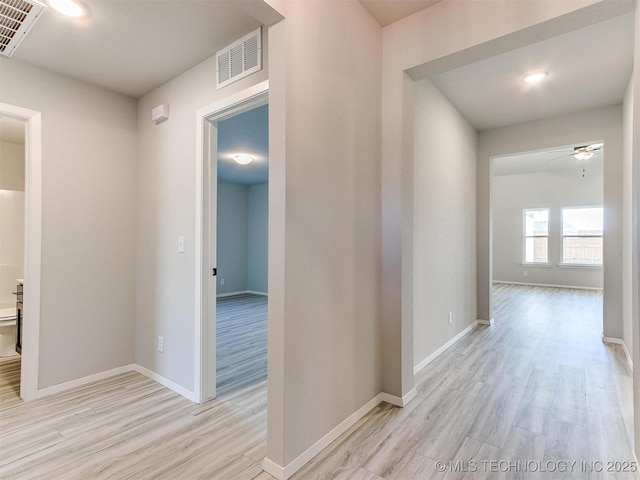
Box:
[0,284,634,479]
[217,294,268,396]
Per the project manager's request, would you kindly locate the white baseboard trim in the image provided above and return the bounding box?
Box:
[36,363,198,403]
[380,387,417,407]
[133,364,199,402]
[493,280,603,291]
[217,290,268,298]
[602,335,633,371]
[414,321,478,375]
[262,391,392,480]
[37,364,136,399]
[478,318,494,326]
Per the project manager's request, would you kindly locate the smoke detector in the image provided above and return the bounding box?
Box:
[0,0,46,58]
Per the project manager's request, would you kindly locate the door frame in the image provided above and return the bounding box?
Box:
[194,81,269,403]
[0,102,42,402]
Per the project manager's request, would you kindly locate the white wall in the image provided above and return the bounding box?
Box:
[493,168,604,289]
[217,182,249,295]
[248,182,268,293]
[413,79,477,367]
[479,105,623,337]
[135,30,269,392]
[0,58,138,388]
[266,0,382,467]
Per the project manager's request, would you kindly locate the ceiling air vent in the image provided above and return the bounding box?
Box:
[0,0,45,57]
[216,27,262,89]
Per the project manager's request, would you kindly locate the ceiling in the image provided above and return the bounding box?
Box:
[431,12,635,131]
[13,1,261,98]
[217,104,268,185]
[0,116,26,144]
[358,0,442,27]
[493,144,604,177]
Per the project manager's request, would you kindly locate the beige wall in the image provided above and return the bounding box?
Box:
[265,0,382,466]
[135,31,269,391]
[0,58,138,388]
[413,79,477,367]
[0,141,25,191]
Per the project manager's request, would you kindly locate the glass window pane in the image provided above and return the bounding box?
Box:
[562,207,603,236]
[563,237,603,265]
[525,236,548,263]
[525,209,548,236]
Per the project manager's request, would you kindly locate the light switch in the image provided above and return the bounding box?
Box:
[178,236,185,253]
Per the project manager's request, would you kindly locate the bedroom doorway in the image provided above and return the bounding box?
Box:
[195,81,268,403]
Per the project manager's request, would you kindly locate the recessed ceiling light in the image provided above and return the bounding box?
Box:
[48,0,85,17]
[523,72,548,84]
[234,154,253,165]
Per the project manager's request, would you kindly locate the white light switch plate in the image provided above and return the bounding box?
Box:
[178,236,185,253]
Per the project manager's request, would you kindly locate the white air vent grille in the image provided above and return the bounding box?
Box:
[0,0,45,57]
[216,27,262,89]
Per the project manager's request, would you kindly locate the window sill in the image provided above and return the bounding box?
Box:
[521,262,552,267]
[558,263,603,269]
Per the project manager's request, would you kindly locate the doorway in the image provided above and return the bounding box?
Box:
[0,102,42,402]
[215,104,269,396]
[195,81,268,403]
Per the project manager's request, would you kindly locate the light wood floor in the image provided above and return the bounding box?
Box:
[217,294,268,396]
[0,285,634,479]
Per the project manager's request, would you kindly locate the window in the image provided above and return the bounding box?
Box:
[562,206,603,266]
[523,208,549,263]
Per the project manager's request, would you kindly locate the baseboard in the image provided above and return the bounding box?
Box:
[493,280,603,291]
[37,363,136,399]
[217,290,268,298]
[133,364,199,402]
[262,392,387,480]
[478,318,494,326]
[414,321,478,375]
[380,387,417,407]
[601,335,633,371]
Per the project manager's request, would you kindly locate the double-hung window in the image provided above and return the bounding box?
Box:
[561,206,603,266]
[523,208,549,264]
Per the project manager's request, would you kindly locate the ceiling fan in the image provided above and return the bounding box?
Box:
[546,143,604,177]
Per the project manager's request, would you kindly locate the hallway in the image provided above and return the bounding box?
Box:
[293,284,634,479]
[0,285,633,479]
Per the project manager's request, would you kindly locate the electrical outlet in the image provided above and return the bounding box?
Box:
[158,336,164,353]
[448,312,453,325]
[220,278,225,286]
[523,270,528,277]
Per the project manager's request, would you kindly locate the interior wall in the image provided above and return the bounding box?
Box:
[217,182,249,295]
[493,168,604,289]
[265,0,382,467]
[248,182,268,293]
[622,75,633,360]
[135,30,269,391]
[0,141,25,191]
[412,79,477,367]
[478,105,624,337]
[0,58,138,388]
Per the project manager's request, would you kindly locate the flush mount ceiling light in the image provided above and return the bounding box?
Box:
[523,72,548,84]
[233,154,253,165]
[48,0,85,17]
